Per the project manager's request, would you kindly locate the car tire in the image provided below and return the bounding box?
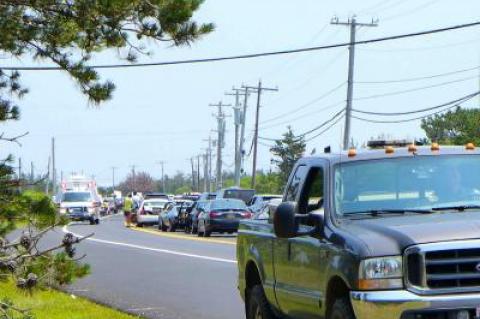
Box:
[168,224,176,232]
[247,285,277,319]
[197,222,204,237]
[204,228,211,237]
[161,223,168,232]
[89,218,95,225]
[328,297,355,319]
[137,222,143,228]
[95,218,100,225]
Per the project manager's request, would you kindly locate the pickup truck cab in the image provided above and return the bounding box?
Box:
[237,145,480,319]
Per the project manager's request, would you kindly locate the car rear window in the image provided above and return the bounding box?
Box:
[211,200,247,210]
[144,201,168,208]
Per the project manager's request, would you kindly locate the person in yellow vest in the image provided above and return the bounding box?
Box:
[123,194,134,227]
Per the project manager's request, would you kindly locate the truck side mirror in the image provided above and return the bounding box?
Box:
[273,202,298,238]
[274,202,326,239]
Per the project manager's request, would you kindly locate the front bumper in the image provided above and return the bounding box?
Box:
[207,219,240,231]
[351,290,480,319]
[67,213,94,221]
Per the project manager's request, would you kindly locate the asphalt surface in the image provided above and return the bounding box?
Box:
[45,214,244,319]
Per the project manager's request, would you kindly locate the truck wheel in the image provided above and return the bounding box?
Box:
[89,218,95,225]
[329,297,355,319]
[247,285,276,319]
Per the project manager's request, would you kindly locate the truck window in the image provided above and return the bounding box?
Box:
[298,167,324,214]
[285,165,308,202]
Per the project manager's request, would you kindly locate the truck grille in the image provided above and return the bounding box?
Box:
[405,240,480,294]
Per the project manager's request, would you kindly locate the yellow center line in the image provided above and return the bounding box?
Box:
[130,227,237,246]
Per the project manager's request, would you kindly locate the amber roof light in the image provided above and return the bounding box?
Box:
[385,146,395,154]
[408,144,417,153]
[466,143,475,150]
[431,143,440,151]
[347,148,357,157]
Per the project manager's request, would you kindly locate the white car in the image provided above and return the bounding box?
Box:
[248,195,283,214]
[58,191,101,225]
[135,199,170,227]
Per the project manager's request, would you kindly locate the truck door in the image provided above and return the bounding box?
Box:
[274,164,326,318]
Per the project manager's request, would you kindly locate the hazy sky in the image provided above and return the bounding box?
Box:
[3,0,480,186]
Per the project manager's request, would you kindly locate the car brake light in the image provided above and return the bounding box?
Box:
[242,211,252,219]
[209,211,220,218]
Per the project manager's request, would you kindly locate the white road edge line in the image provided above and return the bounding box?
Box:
[62,225,237,264]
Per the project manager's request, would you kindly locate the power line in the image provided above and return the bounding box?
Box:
[356,65,480,84]
[351,103,464,124]
[305,114,346,143]
[2,21,480,71]
[358,36,480,53]
[353,75,478,101]
[297,108,346,137]
[352,91,480,116]
[383,0,438,22]
[259,101,345,131]
[260,81,346,125]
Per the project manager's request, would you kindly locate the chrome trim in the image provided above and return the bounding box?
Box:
[405,239,480,295]
[351,289,480,319]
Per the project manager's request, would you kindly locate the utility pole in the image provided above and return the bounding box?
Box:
[331,15,378,150]
[130,165,136,192]
[196,155,201,192]
[156,161,166,192]
[242,81,278,189]
[30,162,34,183]
[210,101,231,191]
[51,137,56,194]
[45,157,51,194]
[190,157,195,191]
[203,136,213,192]
[18,157,22,192]
[203,152,208,192]
[111,167,117,193]
[226,88,249,187]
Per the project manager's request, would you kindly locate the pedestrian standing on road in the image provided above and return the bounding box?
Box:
[124,194,134,227]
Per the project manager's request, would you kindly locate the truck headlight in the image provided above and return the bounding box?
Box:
[59,208,67,214]
[358,256,403,290]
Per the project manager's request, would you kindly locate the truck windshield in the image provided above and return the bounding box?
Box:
[62,192,92,202]
[334,155,480,216]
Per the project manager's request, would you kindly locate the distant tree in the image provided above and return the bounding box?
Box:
[270,127,306,185]
[421,107,480,145]
[117,171,155,194]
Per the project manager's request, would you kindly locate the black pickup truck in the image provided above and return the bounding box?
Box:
[237,145,480,319]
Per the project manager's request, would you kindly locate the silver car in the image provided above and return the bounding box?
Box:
[135,199,170,227]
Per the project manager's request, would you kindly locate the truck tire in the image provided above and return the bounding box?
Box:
[329,297,355,319]
[247,285,277,319]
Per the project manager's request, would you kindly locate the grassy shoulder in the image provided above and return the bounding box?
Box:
[0,280,139,319]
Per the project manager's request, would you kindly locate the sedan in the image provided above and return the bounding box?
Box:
[158,201,191,232]
[135,199,170,227]
[197,199,252,237]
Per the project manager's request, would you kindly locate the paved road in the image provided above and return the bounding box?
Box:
[47,215,244,319]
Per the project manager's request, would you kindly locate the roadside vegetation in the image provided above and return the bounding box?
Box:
[0,280,137,319]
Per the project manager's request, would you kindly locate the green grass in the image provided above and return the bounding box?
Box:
[0,280,139,319]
